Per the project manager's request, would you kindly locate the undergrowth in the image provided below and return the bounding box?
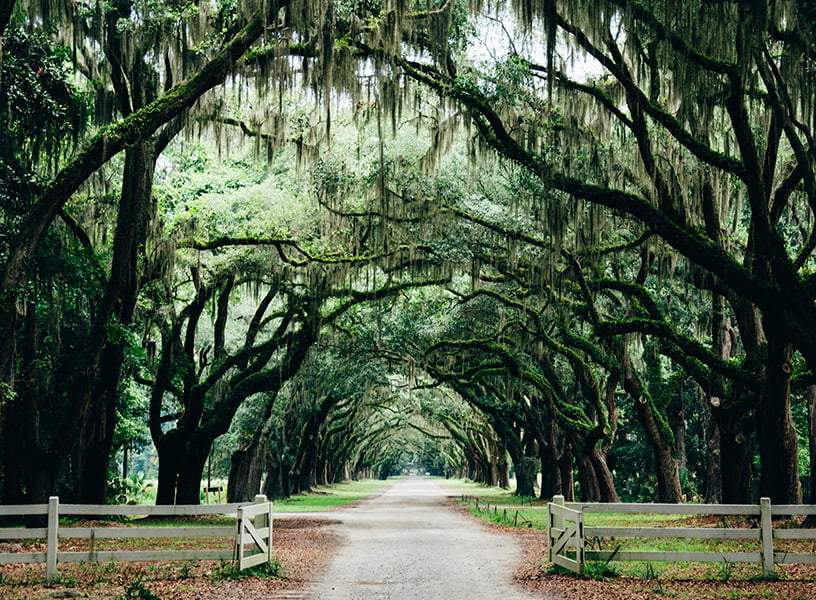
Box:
[121,575,162,600]
[211,558,285,581]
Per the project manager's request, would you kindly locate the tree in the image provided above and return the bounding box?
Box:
[0,0,301,503]
[365,0,815,503]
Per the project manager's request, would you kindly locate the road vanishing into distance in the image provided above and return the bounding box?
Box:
[308,477,540,600]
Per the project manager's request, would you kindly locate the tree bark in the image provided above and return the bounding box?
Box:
[539,418,562,499]
[717,412,754,504]
[0,0,15,37]
[228,439,268,503]
[807,385,816,504]
[702,397,722,503]
[589,445,619,502]
[621,351,683,503]
[514,455,538,497]
[558,449,575,501]
[757,321,801,503]
[576,454,601,502]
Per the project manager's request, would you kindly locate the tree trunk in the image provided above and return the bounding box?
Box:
[539,423,561,500]
[73,141,156,504]
[175,439,211,504]
[262,458,286,499]
[807,385,816,504]
[514,455,538,497]
[623,358,683,503]
[228,401,278,502]
[589,446,619,502]
[497,440,510,489]
[702,396,722,503]
[154,430,213,505]
[671,401,688,490]
[228,438,268,503]
[718,414,754,504]
[155,435,183,505]
[757,323,801,503]
[576,454,601,502]
[558,449,575,502]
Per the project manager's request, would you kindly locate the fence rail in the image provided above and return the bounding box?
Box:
[0,495,273,581]
[547,495,816,577]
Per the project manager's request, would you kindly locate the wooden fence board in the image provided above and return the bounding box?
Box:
[239,552,269,569]
[585,526,760,540]
[775,553,816,564]
[57,503,242,516]
[57,549,234,562]
[586,550,763,563]
[568,502,761,515]
[0,552,45,563]
[240,526,271,546]
[58,526,236,539]
[0,528,47,539]
[774,529,816,540]
[0,505,48,516]
[771,505,816,516]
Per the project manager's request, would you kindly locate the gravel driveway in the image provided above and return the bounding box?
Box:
[308,477,540,600]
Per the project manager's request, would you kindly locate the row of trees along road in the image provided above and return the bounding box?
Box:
[1,0,815,506]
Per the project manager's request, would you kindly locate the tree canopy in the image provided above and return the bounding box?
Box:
[1,0,815,507]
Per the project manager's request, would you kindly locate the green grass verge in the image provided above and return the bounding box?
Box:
[453,482,815,582]
[274,478,393,512]
[449,478,549,529]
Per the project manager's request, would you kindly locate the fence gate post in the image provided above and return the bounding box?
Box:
[254,494,273,565]
[760,497,774,577]
[548,495,565,563]
[46,496,59,582]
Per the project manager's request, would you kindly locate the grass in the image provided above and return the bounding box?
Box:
[274,478,392,512]
[445,479,550,529]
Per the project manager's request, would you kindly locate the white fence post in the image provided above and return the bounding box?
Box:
[254,494,273,564]
[46,496,59,582]
[548,495,565,563]
[760,497,774,577]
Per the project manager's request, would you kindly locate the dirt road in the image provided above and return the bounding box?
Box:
[308,477,540,600]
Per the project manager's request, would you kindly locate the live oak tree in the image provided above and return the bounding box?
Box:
[8,0,816,506]
[363,0,816,503]
[0,0,302,503]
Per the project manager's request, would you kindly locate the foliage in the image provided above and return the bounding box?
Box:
[3,0,816,519]
[121,575,163,600]
[211,559,284,581]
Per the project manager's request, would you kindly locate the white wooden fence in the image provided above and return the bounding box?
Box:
[0,495,273,582]
[548,495,816,577]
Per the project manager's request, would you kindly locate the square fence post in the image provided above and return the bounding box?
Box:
[254,494,272,564]
[575,509,585,577]
[760,497,774,578]
[235,504,246,567]
[548,495,565,563]
[46,496,59,582]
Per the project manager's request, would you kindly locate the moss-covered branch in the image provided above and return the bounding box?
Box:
[1,0,289,293]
